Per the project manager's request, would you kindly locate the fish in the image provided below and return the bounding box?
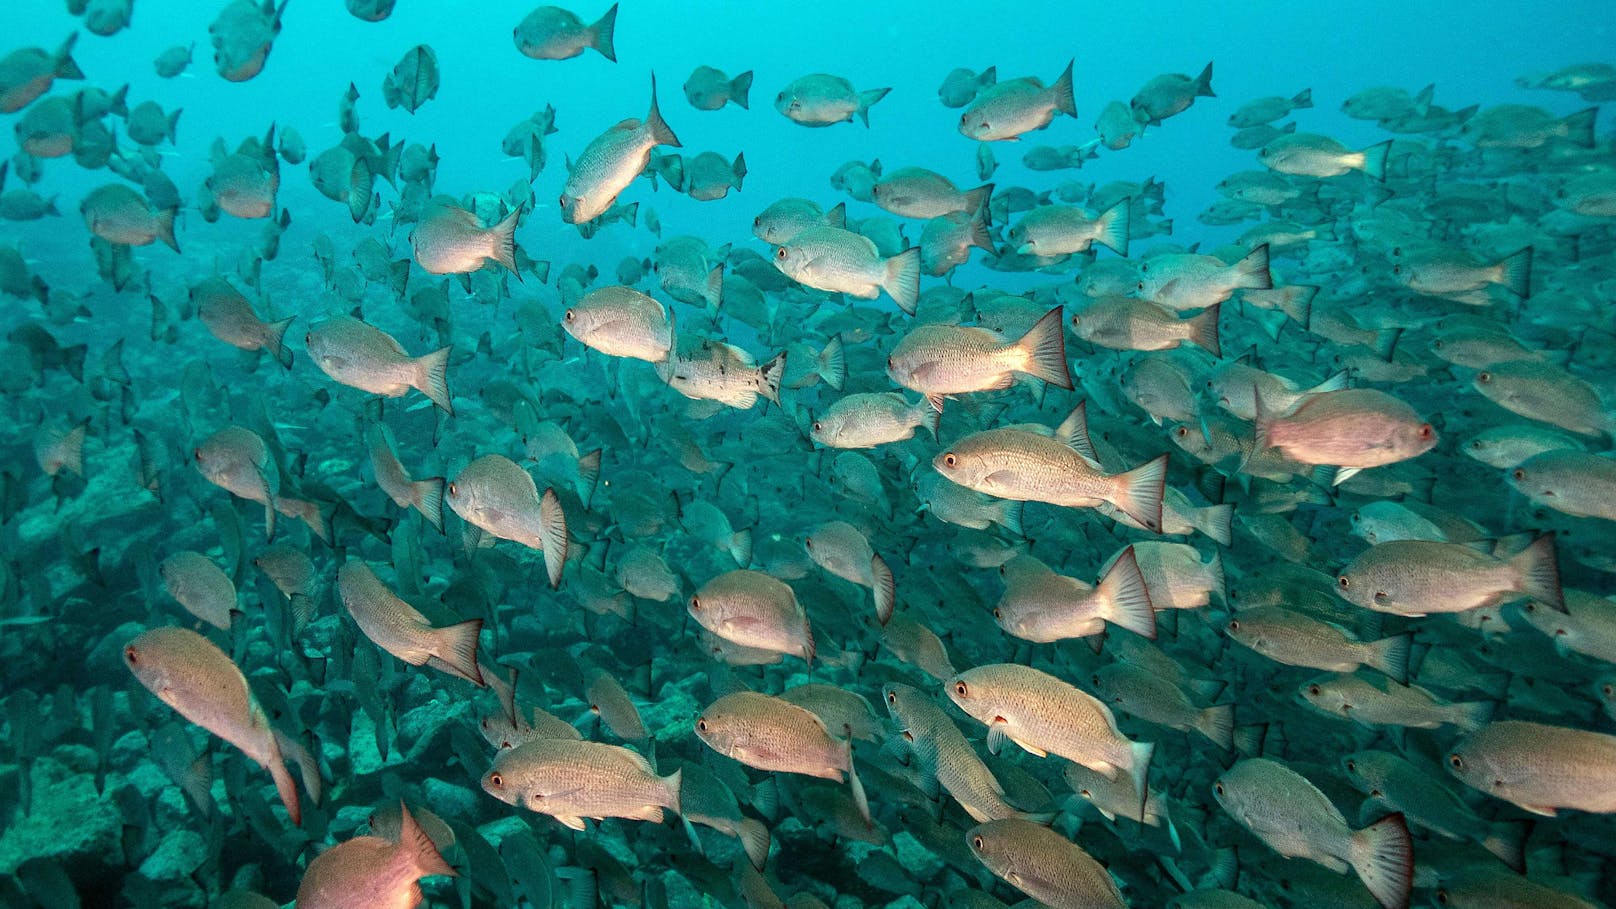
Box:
[1336,535,1565,616]
[753,197,846,245]
[124,626,319,825]
[305,315,454,414]
[991,549,1157,643]
[938,66,996,108]
[513,3,618,61]
[1069,296,1220,357]
[1447,720,1616,816]
[959,61,1075,141]
[687,569,813,664]
[192,276,294,367]
[482,737,682,829]
[967,818,1125,908]
[1252,388,1436,484]
[561,76,680,223]
[870,167,992,220]
[886,306,1071,409]
[775,73,890,127]
[1507,450,1616,522]
[337,561,484,685]
[1009,199,1130,257]
[1229,88,1313,127]
[0,33,83,113]
[772,225,920,314]
[160,551,238,631]
[382,44,439,113]
[1213,758,1412,909]
[683,65,753,111]
[562,285,674,362]
[696,690,867,820]
[410,200,521,277]
[80,184,179,252]
[209,0,289,82]
[1259,133,1391,180]
[446,454,569,588]
[1224,605,1411,683]
[810,392,938,449]
[365,422,446,532]
[1339,750,1527,871]
[1095,100,1143,150]
[1131,61,1215,125]
[294,802,455,907]
[804,520,895,625]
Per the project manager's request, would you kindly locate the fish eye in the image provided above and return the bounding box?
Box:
[775,247,788,260]
[1079,788,1092,797]
[971,835,985,851]
[992,608,1001,619]
[448,482,457,497]
[1345,759,1356,772]
[753,216,762,227]
[564,309,575,322]
[124,646,138,664]
[1477,371,1492,384]
[1338,576,1350,589]
[1136,281,1146,291]
[696,718,708,733]
[1069,314,1079,325]
[689,595,701,611]
[1436,891,1450,906]
[557,196,567,208]
[804,538,813,550]
[942,453,957,468]
[1419,424,1433,439]
[1227,619,1240,632]
[193,448,203,462]
[1174,426,1189,438]
[1432,339,1444,349]
[1392,265,1401,275]
[488,772,502,787]
[1448,754,1464,770]
[1512,468,1525,481]
[886,690,897,705]
[1603,684,1614,697]
[1214,782,1224,796]
[954,681,968,697]
[811,421,822,432]
[1307,684,1321,696]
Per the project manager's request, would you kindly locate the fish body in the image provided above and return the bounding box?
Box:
[483,737,681,828]
[446,454,569,587]
[337,561,484,685]
[306,316,453,414]
[561,78,680,223]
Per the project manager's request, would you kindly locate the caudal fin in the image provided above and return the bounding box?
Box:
[1234,244,1272,290]
[399,802,457,877]
[1359,140,1392,182]
[1051,59,1077,117]
[1111,455,1168,533]
[268,747,302,826]
[1094,198,1131,257]
[156,207,180,253]
[1366,632,1412,685]
[818,335,846,391]
[758,351,787,406]
[488,206,522,278]
[413,477,446,533]
[1349,813,1414,909]
[730,70,754,110]
[1292,87,1313,109]
[1187,302,1221,357]
[432,619,485,686]
[1561,107,1598,148]
[963,183,994,216]
[539,487,569,589]
[1196,704,1235,750]
[1014,307,1073,389]
[856,88,891,127]
[1194,61,1216,97]
[415,346,454,415]
[1497,247,1533,298]
[1098,546,1157,639]
[1198,504,1234,547]
[871,553,895,626]
[736,817,770,870]
[262,314,294,366]
[590,3,618,62]
[1512,533,1564,612]
[882,247,920,315]
[645,74,681,147]
[55,32,84,80]
[1129,740,1155,818]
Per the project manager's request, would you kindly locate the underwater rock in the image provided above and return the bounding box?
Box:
[0,755,124,875]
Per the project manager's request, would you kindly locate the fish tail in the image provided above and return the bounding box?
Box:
[966,204,995,253]
[489,206,523,279]
[997,500,1025,537]
[590,2,618,62]
[273,727,323,810]
[1481,820,1532,874]
[1348,812,1414,909]
[539,487,569,589]
[737,817,770,869]
[55,32,84,80]
[266,739,302,825]
[704,262,725,311]
[1097,546,1157,639]
[817,335,846,391]
[855,87,891,127]
[432,619,485,685]
[645,73,681,148]
[1497,246,1533,298]
[1094,197,1131,256]
[870,553,895,626]
[825,201,847,228]
[1455,699,1495,731]
[846,740,871,823]
[1128,740,1155,818]
[1014,306,1073,389]
[913,396,942,441]
[963,183,994,216]
[1234,243,1272,289]
[730,70,754,110]
[1051,59,1077,117]
[415,346,454,415]
[729,528,754,567]
[1194,60,1216,98]
[576,448,602,508]
[1561,106,1598,148]
[1197,703,1236,750]
[1512,532,1564,612]
[399,801,457,878]
[1366,632,1413,685]
[167,108,183,144]
[413,477,446,533]
[1359,140,1392,181]
[758,351,787,406]
[1187,302,1221,357]
[1199,504,1234,547]
[155,206,180,253]
[1293,87,1313,109]
[731,151,747,190]
[882,247,920,314]
[1281,284,1318,325]
[1111,455,1168,532]
[263,315,294,366]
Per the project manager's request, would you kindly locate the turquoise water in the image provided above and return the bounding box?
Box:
[2,1,1615,907]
